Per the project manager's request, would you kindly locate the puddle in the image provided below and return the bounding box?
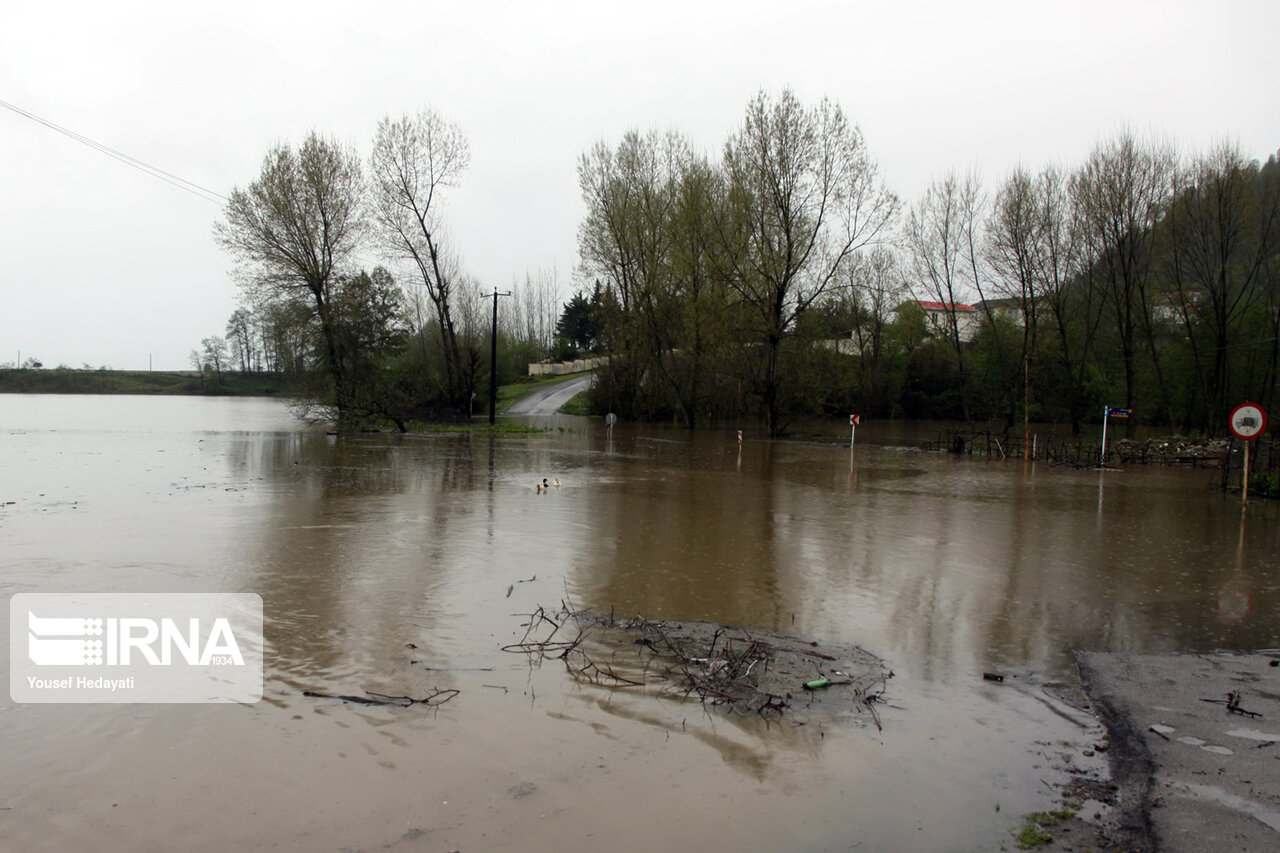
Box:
[1183,783,1280,831]
[1225,727,1280,742]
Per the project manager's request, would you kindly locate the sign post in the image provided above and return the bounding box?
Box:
[849,414,861,475]
[1229,402,1268,504]
[1099,406,1131,468]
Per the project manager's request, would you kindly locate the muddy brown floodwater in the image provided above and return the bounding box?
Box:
[3,394,1280,852]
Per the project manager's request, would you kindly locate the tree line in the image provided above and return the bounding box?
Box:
[577,91,1280,436]
[207,92,1280,436]
[208,112,562,428]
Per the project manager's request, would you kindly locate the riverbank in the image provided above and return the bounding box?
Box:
[0,367,290,396]
[0,368,585,412]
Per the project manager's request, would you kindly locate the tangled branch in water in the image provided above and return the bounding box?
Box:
[504,604,892,726]
[303,688,459,707]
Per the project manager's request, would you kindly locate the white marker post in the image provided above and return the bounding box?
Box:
[1099,406,1109,467]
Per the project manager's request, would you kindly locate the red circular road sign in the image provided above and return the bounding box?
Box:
[1229,402,1268,441]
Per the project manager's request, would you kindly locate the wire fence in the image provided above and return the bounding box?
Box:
[925,429,1279,497]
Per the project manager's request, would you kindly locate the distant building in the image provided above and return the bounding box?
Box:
[1152,289,1204,324]
[973,297,1027,327]
[908,300,981,343]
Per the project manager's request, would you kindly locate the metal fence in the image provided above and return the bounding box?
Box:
[925,429,1278,495]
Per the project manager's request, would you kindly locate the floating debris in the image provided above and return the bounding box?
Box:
[504,603,892,726]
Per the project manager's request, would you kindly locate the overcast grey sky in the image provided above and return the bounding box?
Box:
[2,0,1277,370]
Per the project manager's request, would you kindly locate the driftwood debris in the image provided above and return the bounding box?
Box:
[303,688,459,707]
[502,605,643,687]
[504,604,891,725]
[1200,691,1263,719]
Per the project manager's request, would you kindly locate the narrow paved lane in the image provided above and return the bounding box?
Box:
[504,373,594,415]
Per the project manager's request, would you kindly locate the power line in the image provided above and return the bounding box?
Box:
[0,97,227,205]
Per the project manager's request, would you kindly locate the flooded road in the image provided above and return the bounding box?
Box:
[3,394,1279,851]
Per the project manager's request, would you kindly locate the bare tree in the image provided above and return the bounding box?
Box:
[578,130,686,315]
[505,267,563,352]
[904,171,983,423]
[214,133,365,416]
[988,167,1040,340]
[1071,130,1176,424]
[260,299,314,376]
[225,308,255,372]
[665,154,740,426]
[1259,154,1280,413]
[846,246,905,412]
[988,166,1049,439]
[371,109,471,409]
[189,349,206,389]
[1164,141,1280,431]
[723,89,898,434]
[201,336,228,382]
[1033,166,1098,432]
[451,273,487,412]
[577,129,690,417]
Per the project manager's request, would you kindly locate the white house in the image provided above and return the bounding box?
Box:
[909,300,982,343]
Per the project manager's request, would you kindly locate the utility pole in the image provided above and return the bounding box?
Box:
[486,288,512,424]
[1024,355,1030,461]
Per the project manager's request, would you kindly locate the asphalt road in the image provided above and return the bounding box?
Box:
[504,373,594,415]
[1078,652,1280,851]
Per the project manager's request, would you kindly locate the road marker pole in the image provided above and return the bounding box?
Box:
[1243,441,1250,504]
[1100,406,1109,468]
[849,414,860,472]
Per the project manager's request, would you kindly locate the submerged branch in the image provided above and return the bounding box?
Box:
[303,688,459,707]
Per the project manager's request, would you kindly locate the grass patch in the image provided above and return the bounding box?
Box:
[557,391,592,416]
[393,420,545,435]
[373,417,542,432]
[0,368,292,397]
[1014,819,1054,849]
[1013,809,1077,850]
[428,422,544,434]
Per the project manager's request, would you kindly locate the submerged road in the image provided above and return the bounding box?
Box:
[504,372,594,415]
